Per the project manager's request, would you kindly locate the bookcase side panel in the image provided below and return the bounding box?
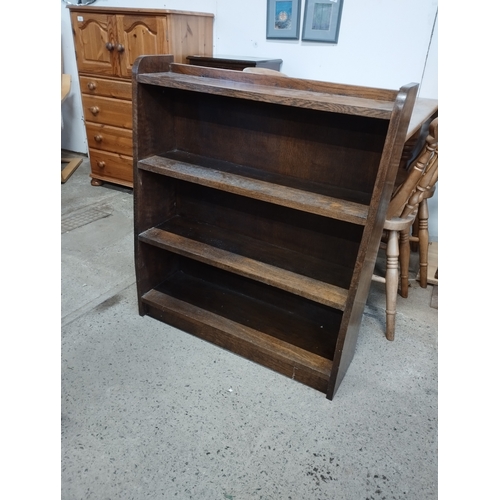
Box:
[327,84,420,399]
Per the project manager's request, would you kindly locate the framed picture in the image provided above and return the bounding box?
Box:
[266,0,301,40]
[302,0,344,43]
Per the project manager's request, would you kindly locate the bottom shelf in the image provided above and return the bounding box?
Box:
[139,265,339,394]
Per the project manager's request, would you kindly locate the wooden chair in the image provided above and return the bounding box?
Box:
[242,67,288,77]
[61,73,83,183]
[409,119,438,288]
[372,118,438,340]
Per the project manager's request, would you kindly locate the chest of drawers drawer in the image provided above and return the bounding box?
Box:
[88,149,133,186]
[80,76,132,100]
[85,123,133,156]
[82,94,133,129]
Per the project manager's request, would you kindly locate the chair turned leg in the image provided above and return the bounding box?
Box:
[385,230,399,341]
[418,199,430,288]
[410,216,419,252]
[399,227,410,298]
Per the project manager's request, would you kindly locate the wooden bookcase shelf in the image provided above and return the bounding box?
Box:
[138,153,371,224]
[133,57,418,399]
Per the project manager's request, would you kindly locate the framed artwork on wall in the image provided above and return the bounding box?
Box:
[302,0,344,43]
[266,0,301,40]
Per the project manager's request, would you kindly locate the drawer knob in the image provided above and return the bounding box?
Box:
[97,161,106,168]
[94,134,103,143]
[87,82,96,91]
[117,44,125,53]
[105,42,114,51]
[90,106,100,115]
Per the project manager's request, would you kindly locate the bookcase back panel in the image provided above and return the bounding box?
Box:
[170,180,362,287]
[155,88,389,196]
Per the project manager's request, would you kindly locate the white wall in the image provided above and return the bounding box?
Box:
[419,9,438,240]
[215,0,438,93]
[61,0,438,239]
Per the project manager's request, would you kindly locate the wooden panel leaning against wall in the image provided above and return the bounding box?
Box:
[68,5,214,188]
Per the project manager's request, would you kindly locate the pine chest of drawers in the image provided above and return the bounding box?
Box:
[69,6,214,187]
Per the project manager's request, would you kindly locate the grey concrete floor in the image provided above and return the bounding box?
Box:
[61,153,438,500]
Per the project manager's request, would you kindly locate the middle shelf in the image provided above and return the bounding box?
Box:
[138,150,371,225]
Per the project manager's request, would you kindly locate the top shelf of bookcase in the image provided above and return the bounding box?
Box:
[135,63,403,119]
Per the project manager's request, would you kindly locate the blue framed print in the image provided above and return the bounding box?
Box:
[302,0,344,43]
[266,0,301,40]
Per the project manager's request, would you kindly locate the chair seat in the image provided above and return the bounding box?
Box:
[62,74,71,102]
[383,210,417,232]
[61,73,83,183]
[242,67,288,77]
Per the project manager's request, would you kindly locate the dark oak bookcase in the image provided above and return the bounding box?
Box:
[132,55,417,399]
